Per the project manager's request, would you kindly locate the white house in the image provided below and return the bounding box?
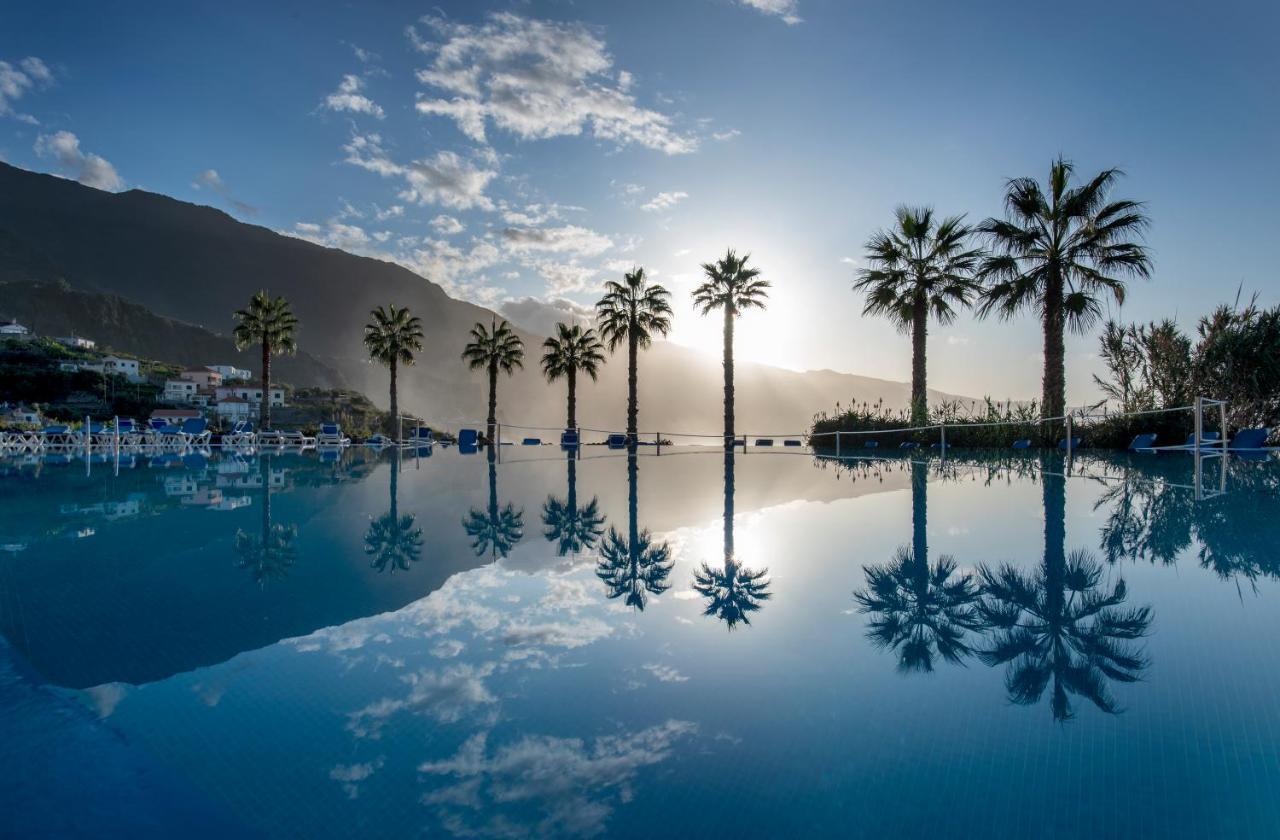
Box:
[2,404,41,426]
[57,335,96,350]
[209,365,252,381]
[0,320,31,338]
[215,395,252,420]
[180,368,223,388]
[215,383,285,408]
[103,356,143,383]
[164,379,200,404]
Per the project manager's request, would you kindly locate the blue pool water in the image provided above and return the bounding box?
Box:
[3,445,1280,837]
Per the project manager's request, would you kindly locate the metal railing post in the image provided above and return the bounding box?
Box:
[836,431,842,458]
[1194,396,1203,459]
[1065,414,1073,459]
[1219,400,1228,454]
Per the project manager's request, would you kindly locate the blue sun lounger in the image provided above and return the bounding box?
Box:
[607,434,629,449]
[1129,433,1157,450]
[1178,431,1220,448]
[457,428,479,447]
[1229,428,1269,450]
[561,429,580,448]
[754,438,774,447]
[1012,439,1032,450]
[522,437,541,446]
[899,441,919,450]
[1058,437,1082,450]
[784,439,802,447]
[864,440,879,449]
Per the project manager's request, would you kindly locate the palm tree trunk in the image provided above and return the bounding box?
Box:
[486,361,498,443]
[911,459,928,566]
[389,357,398,440]
[1043,271,1066,432]
[911,298,928,427]
[567,368,577,430]
[723,308,735,450]
[389,448,400,523]
[627,331,638,441]
[261,337,272,429]
[723,448,736,568]
[1042,458,1067,607]
[567,457,577,516]
[627,452,639,556]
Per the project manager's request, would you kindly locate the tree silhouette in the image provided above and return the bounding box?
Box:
[596,267,673,442]
[597,453,673,610]
[542,456,606,557]
[232,291,297,428]
[540,322,606,430]
[463,449,524,561]
[234,455,298,587]
[976,466,1152,721]
[692,450,771,628]
[854,461,980,672]
[365,449,424,573]
[461,319,524,444]
[364,304,425,439]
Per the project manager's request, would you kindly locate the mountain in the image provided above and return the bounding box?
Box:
[0,163,980,433]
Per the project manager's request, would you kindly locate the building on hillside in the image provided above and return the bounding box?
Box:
[57,335,96,350]
[215,395,252,421]
[102,356,143,383]
[209,365,252,381]
[0,320,31,338]
[2,403,42,426]
[215,383,285,409]
[150,408,201,425]
[164,379,200,404]
[180,368,224,388]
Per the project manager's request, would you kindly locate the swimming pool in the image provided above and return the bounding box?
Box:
[3,445,1279,837]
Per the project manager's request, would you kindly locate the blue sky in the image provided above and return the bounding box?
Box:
[2,0,1277,403]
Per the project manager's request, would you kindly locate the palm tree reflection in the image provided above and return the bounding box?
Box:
[596,453,673,610]
[692,450,771,629]
[365,449,424,573]
[542,456,606,557]
[234,455,298,587]
[463,449,524,561]
[854,461,980,672]
[976,464,1152,721]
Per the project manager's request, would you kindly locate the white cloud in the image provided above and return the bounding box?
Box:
[640,190,688,213]
[500,202,580,226]
[0,57,52,123]
[34,131,124,191]
[324,74,385,119]
[290,220,374,252]
[344,133,497,210]
[500,297,595,336]
[409,13,697,154]
[190,168,258,215]
[712,128,741,142]
[430,214,465,235]
[642,663,689,683]
[737,0,803,25]
[501,224,612,257]
[330,757,384,800]
[347,662,498,738]
[840,256,859,266]
[533,261,598,296]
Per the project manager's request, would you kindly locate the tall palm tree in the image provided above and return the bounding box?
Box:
[234,455,298,587]
[692,450,771,628]
[977,157,1152,424]
[540,322,606,431]
[854,460,981,672]
[542,457,606,557]
[596,268,673,442]
[975,463,1152,721]
[463,452,524,561]
[232,291,298,429]
[853,207,983,426]
[461,319,524,444]
[597,453,674,610]
[692,250,769,449]
[364,304,425,440]
[364,450,424,573]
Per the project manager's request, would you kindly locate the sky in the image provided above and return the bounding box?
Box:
[2,0,1278,404]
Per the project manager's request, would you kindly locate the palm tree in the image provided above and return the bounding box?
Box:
[977,157,1152,424]
[597,453,673,610]
[364,304,425,440]
[975,464,1152,721]
[542,457,606,557]
[540,322,606,431]
[692,250,769,449]
[463,452,524,561]
[461,319,524,444]
[596,268,673,442]
[232,291,298,429]
[692,450,771,628]
[364,450,424,573]
[854,461,981,672]
[234,455,298,587]
[853,207,983,426]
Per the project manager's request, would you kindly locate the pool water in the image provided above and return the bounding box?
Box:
[3,446,1280,837]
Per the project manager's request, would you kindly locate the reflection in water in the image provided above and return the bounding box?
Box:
[234,454,298,588]
[463,449,524,560]
[977,464,1152,721]
[596,453,673,610]
[364,450,424,574]
[692,450,771,629]
[855,461,980,672]
[542,455,606,557]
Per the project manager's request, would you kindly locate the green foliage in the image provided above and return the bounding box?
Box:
[461,319,524,374]
[363,304,424,369]
[692,249,769,316]
[232,291,298,356]
[596,267,673,351]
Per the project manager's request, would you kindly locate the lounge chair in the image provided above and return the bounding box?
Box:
[784,439,802,447]
[1229,428,1270,450]
[316,422,350,447]
[754,438,774,447]
[366,433,391,448]
[522,437,542,446]
[1058,437,1083,450]
[899,441,919,450]
[1012,439,1032,450]
[607,434,629,449]
[458,428,479,447]
[223,420,256,447]
[864,440,879,449]
[1178,431,1221,448]
[1128,433,1158,451]
[413,427,435,445]
[561,429,580,448]
[40,424,79,447]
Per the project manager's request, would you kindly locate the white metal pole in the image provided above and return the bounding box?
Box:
[836,431,842,458]
[1065,414,1073,459]
[1194,396,1203,459]
[1219,401,1227,454]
